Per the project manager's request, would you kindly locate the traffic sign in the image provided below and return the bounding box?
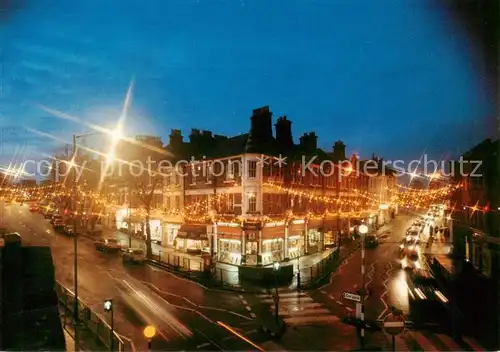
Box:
[383,313,405,335]
[342,291,361,302]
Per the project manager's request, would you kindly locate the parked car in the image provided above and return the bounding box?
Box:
[53,218,64,231]
[64,224,76,236]
[44,209,56,219]
[29,204,39,212]
[365,234,379,248]
[94,237,121,252]
[122,248,146,264]
[50,214,62,225]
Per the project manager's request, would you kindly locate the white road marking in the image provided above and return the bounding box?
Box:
[238,295,244,299]
[336,300,344,306]
[245,306,252,311]
[241,300,248,305]
[250,312,256,318]
[262,296,313,304]
[320,290,327,294]
[345,306,353,312]
[197,342,211,348]
[283,315,339,326]
[328,295,335,300]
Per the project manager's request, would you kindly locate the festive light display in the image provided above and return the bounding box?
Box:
[1,178,459,227]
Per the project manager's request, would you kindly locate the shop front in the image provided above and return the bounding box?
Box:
[288,220,305,259]
[307,219,323,254]
[217,224,243,265]
[261,222,285,266]
[115,208,143,235]
[243,222,261,266]
[176,224,209,255]
[165,223,182,247]
[321,219,337,247]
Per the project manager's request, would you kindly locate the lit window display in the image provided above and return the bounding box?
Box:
[262,238,283,266]
[288,235,304,259]
[218,239,242,265]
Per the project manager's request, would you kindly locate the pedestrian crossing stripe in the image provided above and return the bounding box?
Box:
[257,292,308,299]
[259,291,339,327]
[283,315,340,326]
[407,331,484,352]
[435,334,462,351]
[262,295,313,304]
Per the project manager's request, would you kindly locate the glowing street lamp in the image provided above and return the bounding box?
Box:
[358,224,368,235]
[143,325,157,352]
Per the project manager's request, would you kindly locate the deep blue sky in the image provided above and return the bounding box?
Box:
[1,0,494,169]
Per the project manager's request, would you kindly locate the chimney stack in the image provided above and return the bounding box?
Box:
[275,116,293,149]
[299,132,318,153]
[250,106,273,143]
[332,141,347,161]
[169,129,183,147]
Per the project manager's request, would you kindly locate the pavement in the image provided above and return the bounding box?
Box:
[2,202,277,352]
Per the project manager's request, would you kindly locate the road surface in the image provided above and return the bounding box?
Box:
[2,201,275,351]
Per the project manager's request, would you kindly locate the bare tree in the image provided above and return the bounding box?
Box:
[132,175,162,258]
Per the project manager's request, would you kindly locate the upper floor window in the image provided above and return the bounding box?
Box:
[205,162,212,184]
[227,161,235,180]
[248,161,257,178]
[248,195,257,213]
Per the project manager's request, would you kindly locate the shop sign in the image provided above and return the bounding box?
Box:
[292,219,305,224]
[246,231,258,241]
[217,222,240,228]
[243,222,261,231]
[265,221,285,227]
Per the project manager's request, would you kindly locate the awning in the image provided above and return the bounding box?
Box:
[179,224,207,234]
[177,224,208,240]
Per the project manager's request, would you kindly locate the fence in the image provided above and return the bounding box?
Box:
[209,249,340,290]
[151,250,205,272]
[296,249,340,287]
[56,281,125,352]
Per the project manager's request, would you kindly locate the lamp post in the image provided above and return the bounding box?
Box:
[357,223,369,350]
[71,127,122,351]
[104,299,114,351]
[143,325,157,352]
[272,261,281,325]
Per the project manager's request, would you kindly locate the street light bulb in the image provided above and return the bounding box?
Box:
[358,224,368,234]
[111,127,123,142]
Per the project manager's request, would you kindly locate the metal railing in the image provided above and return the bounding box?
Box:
[151,250,205,272]
[56,281,125,352]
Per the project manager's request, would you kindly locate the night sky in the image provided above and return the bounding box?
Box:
[1,0,494,171]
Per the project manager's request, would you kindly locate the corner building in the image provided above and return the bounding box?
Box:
[182,106,382,267]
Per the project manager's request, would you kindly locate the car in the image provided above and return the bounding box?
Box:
[94,237,121,252]
[53,218,64,231]
[365,234,379,248]
[406,270,451,330]
[29,205,39,212]
[401,252,421,270]
[122,248,146,264]
[50,214,62,225]
[400,237,420,253]
[63,224,76,236]
[44,209,56,219]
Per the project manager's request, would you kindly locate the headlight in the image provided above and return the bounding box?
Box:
[399,244,404,249]
[409,246,414,251]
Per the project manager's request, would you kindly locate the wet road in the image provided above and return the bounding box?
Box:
[2,201,272,351]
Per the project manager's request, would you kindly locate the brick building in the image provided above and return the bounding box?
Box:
[180,106,381,267]
[450,138,500,348]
